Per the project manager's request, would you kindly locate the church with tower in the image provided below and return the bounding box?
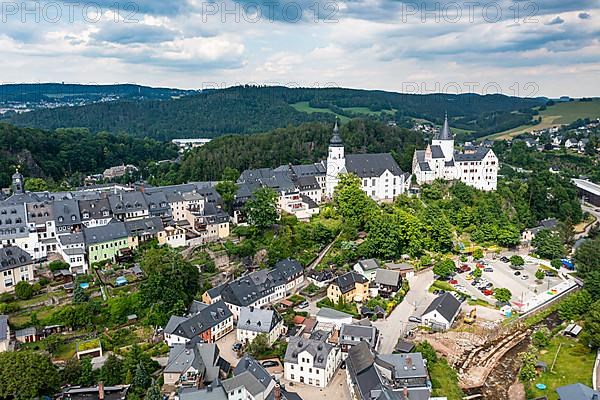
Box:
[412,114,498,191]
[325,120,409,201]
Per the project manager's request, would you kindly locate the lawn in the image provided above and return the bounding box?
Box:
[429,358,465,400]
[342,106,395,116]
[527,335,596,400]
[290,102,349,122]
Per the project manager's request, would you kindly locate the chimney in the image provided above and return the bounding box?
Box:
[98,382,105,400]
[403,386,408,399]
[274,383,281,400]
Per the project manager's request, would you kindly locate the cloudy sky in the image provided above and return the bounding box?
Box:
[0,0,598,97]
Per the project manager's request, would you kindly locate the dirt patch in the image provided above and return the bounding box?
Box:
[507,381,526,400]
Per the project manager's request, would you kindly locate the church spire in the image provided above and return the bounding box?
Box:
[329,118,343,147]
[438,112,452,140]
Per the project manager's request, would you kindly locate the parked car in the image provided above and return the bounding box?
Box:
[521,275,529,280]
[449,279,458,285]
[232,343,243,352]
[261,360,280,368]
[514,271,521,276]
[500,256,510,263]
[298,301,309,309]
[433,289,440,295]
[408,316,422,323]
[484,267,493,272]
[545,270,558,277]
[483,289,494,296]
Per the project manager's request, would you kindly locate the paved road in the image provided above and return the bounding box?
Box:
[577,204,600,240]
[373,270,434,354]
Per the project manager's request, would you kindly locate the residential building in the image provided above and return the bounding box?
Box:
[60,384,130,400]
[57,232,87,274]
[221,355,277,400]
[413,114,498,191]
[339,323,379,357]
[78,198,112,228]
[84,220,129,264]
[307,269,335,288]
[236,306,285,345]
[205,259,304,319]
[316,308,353,331]
[421,292,462,331]
[384,263,414,279]
[353,259,380,281]
[373,269,402,298]
[0,246,34,294]
[345,341,430,400]
[164,300,234,346]
[163,342,227,386]
[521,218,559,242]
[125,217,165,249]
[284,335,342,388]
[327,271,369,304]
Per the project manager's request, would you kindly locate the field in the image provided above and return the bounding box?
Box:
[527,335,596,400]
[290,102,349,122]
[488,99,600,140]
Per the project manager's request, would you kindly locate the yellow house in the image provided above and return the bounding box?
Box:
[327,272,370,304]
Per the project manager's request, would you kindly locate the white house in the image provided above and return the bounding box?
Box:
[222,356,276,400]
[236,306,285,346]
[163,301,234,346]
[421,292,462,331]
[353,259,380,281]
[0,246,34,294]
[284,336,342,388]
[316,308,353,331]
[413,114,498,191]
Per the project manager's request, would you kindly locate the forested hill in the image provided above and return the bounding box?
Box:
[2,86,546,140]
[0,123,177,188]
[148,119,425,184]
[0,83,194,103]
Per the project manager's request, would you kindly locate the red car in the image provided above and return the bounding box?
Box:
[449,279,458,285]
[483,289,494,296]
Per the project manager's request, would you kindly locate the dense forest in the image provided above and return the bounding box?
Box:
[2,86,545,140]
[0,123,177,188]
[146,119,425,184]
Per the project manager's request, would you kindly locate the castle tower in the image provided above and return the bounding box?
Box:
[12,168,24,194]
[431,112,454,162]
[325,119,346,197]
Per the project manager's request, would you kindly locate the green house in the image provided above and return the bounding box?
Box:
[85,220,129,263]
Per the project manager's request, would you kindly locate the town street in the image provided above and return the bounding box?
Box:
[373,270,434,354]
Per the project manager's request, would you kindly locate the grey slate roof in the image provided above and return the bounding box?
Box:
[316,308,353,320]
[84,220,128,245]
[453,147,491,162]
[345,154,403,178]
[78,198,111,221]
[58,232,85,246]
[108,191,148,215]
[374,269,402,287]
[418,162,431,172]
[437,113,453,140]
[334,271,368,294]
[422,292,461,323]
[357,259,379,271]
[178,383,228,400]
[15,327,37,337]
[53,199,81,226]
[429,145,444,159]
[124,217,164,236]
[165,300,232,339]
[339,324,378,348]
[223,356,273,397]
[556,383,600,400]
[376,353,427,380]
[0,246,32,272]
[164,343,207,374]
[285,336,334,369]
[330,120,343,146]
[238,307,282,334]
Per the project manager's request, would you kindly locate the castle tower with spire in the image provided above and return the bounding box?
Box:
[431,112,454,162]
[325,119,346,197]
[12,168,24,194]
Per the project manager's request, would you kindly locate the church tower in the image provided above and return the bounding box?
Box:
[12,168,24,194]
[325,119,346,197]
[431,112,454,162]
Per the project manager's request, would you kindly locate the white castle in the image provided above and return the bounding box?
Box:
[412,114,498,191]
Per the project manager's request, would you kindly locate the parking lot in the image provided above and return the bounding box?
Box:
[452,254,565,306]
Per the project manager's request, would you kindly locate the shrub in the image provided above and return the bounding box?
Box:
[15,281,34,300]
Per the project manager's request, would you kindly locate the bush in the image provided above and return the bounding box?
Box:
[472,249,484,260]
[551,259,563,269]
[510,255,524,267]
[15,281,34,300]
[48,260,70,272]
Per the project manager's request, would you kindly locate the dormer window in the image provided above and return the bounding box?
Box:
[83,212,90,219]
[58,216,64,223]
[71,215,76,221]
